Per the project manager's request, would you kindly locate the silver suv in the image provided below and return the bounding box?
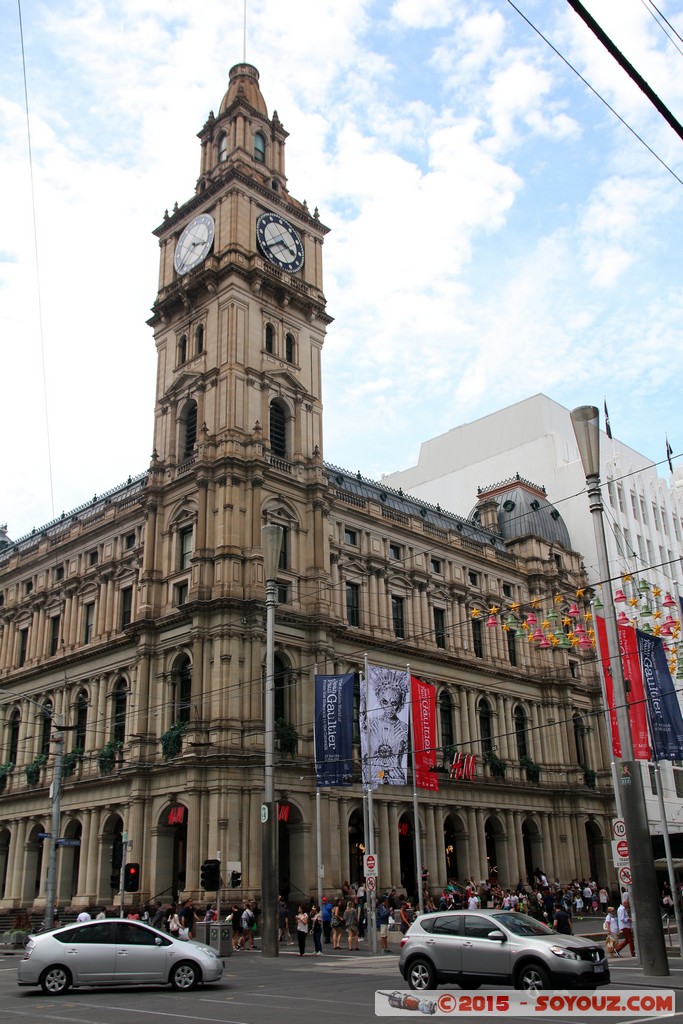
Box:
[399,910,610,992]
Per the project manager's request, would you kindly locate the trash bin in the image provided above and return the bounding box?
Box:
[209,922,233,956]
[194,922,209,945]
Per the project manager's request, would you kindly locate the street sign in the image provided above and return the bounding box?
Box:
[366,874,376,892]
[261,804,268,823]
[56,839,81,847]
[619,866,632,886]
[364,853,377,876]
[612,840,630,869]
[612,818,626,839]
[37,832,51,840]
[616,839,629,859]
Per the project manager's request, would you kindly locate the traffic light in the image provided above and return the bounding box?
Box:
[231,869,241,888]
[123,862,140,892]
[110,873,119,891]
[200,859,221,890]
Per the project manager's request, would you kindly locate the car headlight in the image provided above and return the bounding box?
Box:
[196,944,221,959]
[549,945,579,960]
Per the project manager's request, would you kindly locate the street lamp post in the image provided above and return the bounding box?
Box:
[571,405,668,976]
[261,524,283,959]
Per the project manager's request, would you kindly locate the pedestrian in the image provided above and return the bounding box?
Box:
[331,901,344,949]
[399,900,412,935]
[615,897,635,957]
[344,900,359,950]
[278,896,293,944]
[76,909,91,922]
[151,902,166,929]
[168,906,181,936]
[230,903,242,950]
[310,904,323,955]
[377,897,391,953]
[603,906,620,957]
[552,902,572,934]
[179,899,196,939]
[321,896,332,944]
[295,905,309,955]
[241,901,255,949]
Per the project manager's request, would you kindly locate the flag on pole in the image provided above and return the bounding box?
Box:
[666,436,674,473]
[637,631,683,761]
[410,676,438,791]
[360,665,410,788]
[604,400,612,440]
[595,616,651,759]
[314,674,354,786]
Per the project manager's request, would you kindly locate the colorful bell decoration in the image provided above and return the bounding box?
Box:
[574,624,587,638]
[593,595,603,611]
[532,628,545,642]
[663,615,677,631]
[616,612,629,626]
[638,579,651,593]
[661,622,673,637]
[538,636,551,649]
[614,589,627,603]
[578,635,592,648]
[639,603,652,618]
[557,633,572,650]
[640,621,653,634]
[515,626,526,639]
[526,612,538,627]
[546,610,558,625]
[505,613,517,630]
[486,614,498,628]
[663,593,677,608]
[568,603,580,618]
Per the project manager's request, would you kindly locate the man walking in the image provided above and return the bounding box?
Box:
[321,897,332,944]
[377,898,391,953]
[615,897,635,957]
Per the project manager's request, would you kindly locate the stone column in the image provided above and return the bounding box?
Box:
[425,804,440,888]
[505,810,519,883]
[475,808,486,882]
[377,800,391,890]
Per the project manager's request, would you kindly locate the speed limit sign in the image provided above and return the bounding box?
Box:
[366,875,377,892]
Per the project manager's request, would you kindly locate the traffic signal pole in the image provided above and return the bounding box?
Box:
[119,831,127,918]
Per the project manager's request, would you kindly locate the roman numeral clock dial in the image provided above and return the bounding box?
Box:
[256,212,304,273]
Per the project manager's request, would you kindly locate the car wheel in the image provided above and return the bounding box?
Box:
[170,960,200,991]
[407,957,437,991]
[39,965,72,995]
[516,963,550,993]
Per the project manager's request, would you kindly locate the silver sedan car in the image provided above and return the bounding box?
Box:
[17,919,224,994]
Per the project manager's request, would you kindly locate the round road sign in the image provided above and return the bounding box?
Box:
[364,853,377,874]
[612,818,626,839]
[616,839,629,859]
[619,866,632,885]
[366,874,376,892]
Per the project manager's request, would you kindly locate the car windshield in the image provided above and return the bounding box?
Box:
[493,912,554,936]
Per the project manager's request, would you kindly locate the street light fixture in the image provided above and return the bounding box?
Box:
[261,524,283,959]
[571,405,668,976]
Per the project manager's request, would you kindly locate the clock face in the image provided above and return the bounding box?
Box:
[256,212,304,273]
[174,213,215,275]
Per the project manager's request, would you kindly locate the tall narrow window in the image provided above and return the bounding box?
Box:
[254,131,266,163]
[472,618,484,659]
[218,132,228,162]
[112,680,127,745]
[439,691,454,752]
[478,698,493,754]
[346,582,360,627]
[180,400,197,458]
[40,701,53,758]
[174,655,192,724]
[514,706,528,759]
[7,710,20,764]
[179,526,193,570]
[274,654,287,722]
[573,712,587,766]
[49,615,61,656]
[270,401,287,457]
[391,595,405,638]
[18,628,28,667]
[195,324,204,355]
[83,603,95,645]
[75,689,88,751]
[265,323,274,354]
[120,587,133,629]
[506,630,517,667]
[285,333,294,363]
[433,607,446,649]
[178,334,188,365]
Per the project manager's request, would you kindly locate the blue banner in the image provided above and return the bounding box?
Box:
[637,630,683,761]
[314,674,354,787]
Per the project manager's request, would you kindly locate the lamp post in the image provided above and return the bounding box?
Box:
[261,524,283,959]
[571,405,668,976]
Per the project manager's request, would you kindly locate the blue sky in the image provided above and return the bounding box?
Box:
[1,0,682,539]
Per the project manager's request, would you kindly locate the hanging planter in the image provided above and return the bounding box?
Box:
[97,740,122,776]
[275,718,298,757]
[25,754,48,787]
[582,765,597,790]
[0,762,14,795]
[161,723,187,760]
[62,747,83,779]
[520,755,540,784]
[483,750,506,779]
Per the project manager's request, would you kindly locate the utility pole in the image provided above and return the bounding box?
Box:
[43,729,64,931]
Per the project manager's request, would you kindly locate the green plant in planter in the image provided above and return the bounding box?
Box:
[0,762,14,794]
[161,723,187,760]
[275,718,298,757]
[582,765,597,790]
[25,754,48,786]
[483,749,506,779]
[520,755,540,783]
[62,747,83,779]
[442,744,458,765]
[97,740,122,776]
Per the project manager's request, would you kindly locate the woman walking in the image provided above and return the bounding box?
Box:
[310,905,323,955]
[295,906,309,956]
[603,905,620,957]
[345,900,359,950]
[331,901,344,949]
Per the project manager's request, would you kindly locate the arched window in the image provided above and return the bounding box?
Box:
[75,689,88,751]
[439,691,454,752]
[180,400,198,459]
[478,698,493,754]
[40,700,53,758]
[274,653,288,722]
[270,401,287,458]
[112,679,127,745]
[514,706,528,760]
[178,334,187,365]
[174,655,192,724]
[265,322,274,354]
[7,710,20,764]
[573,712,587,766]
[254,131,266,163]
[218,132,228,162]
[285,333,294,363]
[195,324,204,355]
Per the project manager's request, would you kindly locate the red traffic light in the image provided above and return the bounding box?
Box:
[124,862,140,892]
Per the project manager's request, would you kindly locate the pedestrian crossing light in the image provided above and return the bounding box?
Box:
[201,859,221,890]
[124,862,140,892]
[231,869,241,888]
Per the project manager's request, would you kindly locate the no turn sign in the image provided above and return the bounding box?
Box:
[619,866,632,886]
[366,874,377,892]
[364,853,377,876]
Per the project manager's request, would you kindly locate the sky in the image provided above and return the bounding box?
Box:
[1,0,682,541]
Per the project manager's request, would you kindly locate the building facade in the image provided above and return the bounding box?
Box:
[0,67,615,913]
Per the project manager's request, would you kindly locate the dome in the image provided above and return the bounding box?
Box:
[219,63,268,117]
[470,476,572,548]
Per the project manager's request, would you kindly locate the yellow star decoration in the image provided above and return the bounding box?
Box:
[653,587,662,597]
[527,632,536,644]
[628,597,638,607]
[575,588,585,597]
[510,602,520,612]
[471,609,481,618]
[562,616,571,627]
[554,593,564,603]
[531,596,541,608]
[489,605,500,615]
[653,610,662,619]
[653,625,662,636]
[522,622,530,632]
[542,619,550,630]
[622,574,632,582]
[585,612,593,621]
[502,624,510,632]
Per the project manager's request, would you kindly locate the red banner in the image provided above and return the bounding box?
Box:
[410,676,438,791]
[596,616,651,760]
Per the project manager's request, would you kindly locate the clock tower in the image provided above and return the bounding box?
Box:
[142,63,332,614]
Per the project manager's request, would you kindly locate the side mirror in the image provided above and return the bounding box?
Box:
[155,936,163,945]
[487,929,506,942]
